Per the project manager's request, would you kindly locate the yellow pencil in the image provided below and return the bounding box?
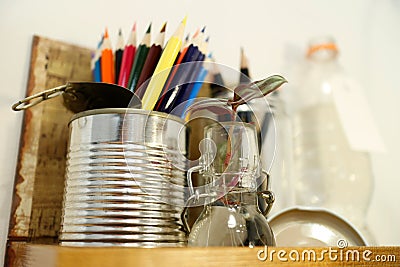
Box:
[141,16,187,110]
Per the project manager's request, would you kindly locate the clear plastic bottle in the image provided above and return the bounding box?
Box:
[260,91,294,216]
[291,37,374,230]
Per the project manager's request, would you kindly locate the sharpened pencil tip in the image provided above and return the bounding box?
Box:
[160,22,167,32]
[240,47,249,70]
[193,28,200,38]
[118,28,122,35]
[182,15,188,26]
[205,36,210,42]
[132,22,137,31]
[146,23,152,33]
[201,26,206,33]
[104,28,109,38]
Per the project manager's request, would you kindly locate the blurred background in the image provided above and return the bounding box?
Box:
[0,0,399,263]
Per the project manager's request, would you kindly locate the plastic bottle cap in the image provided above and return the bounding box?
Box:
[307,43,338,57]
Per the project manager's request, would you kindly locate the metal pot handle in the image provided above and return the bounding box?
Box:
[12,84,67,111]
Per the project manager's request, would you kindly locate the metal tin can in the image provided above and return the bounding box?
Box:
[60,108,187,247]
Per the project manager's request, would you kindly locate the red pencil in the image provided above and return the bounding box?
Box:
[118,23,137,87]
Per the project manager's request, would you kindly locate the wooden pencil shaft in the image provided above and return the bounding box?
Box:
[240,68,250,84]
[101,50,114,83]
[141,17,186,110]
[115,49,123,84]
[141,36,182,110]
[135,45,162,98]
[167,51,205,113]
[169,55,205,115]
[156,44,201,111]
[118,46,136,87]
[180,66,209,118]
[127,44,150,91]
[93,59,101,82]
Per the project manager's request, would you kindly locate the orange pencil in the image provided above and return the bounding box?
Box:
[101,28,114,83]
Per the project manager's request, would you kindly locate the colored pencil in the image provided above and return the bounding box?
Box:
[173,34,190,66]
[141,16,187,110]
[118,23,137,87]
[154,35,194,110]
[92,35,103,82]
[101,28,114,83]
[240,47,250,84]
[181,54,212,118]
[164,32,197,87]
[127,23,151,92]
[156,27,205,112]
[182,34,190,50]
[169,36,209,116]
[173,28,198,65]
[135,23,166,98]
[114,29,124,84]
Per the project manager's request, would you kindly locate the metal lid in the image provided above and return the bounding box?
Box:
[268,207,367,247]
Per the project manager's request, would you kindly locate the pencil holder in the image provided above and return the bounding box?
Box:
[60,108,188,247]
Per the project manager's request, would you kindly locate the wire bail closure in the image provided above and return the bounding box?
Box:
[12,84,67,111]
[181,168,274,234]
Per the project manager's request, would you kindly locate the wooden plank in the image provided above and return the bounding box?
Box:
[8,35,93,243]
[24,245,400,267]
[4,242,27,267]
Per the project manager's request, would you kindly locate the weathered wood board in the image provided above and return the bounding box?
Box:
[6,35,93,266]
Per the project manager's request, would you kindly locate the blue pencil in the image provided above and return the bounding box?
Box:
[93,36,103,82]
[169,53,205,116]
[180,63,209,118]
[170,37,209,116]
[156,30,205,113]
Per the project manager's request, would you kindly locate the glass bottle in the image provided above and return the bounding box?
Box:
[185,122,275,247]
[291,36,374,230]
[188,191,275,247]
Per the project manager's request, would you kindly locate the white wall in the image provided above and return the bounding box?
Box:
[1,0,399,263]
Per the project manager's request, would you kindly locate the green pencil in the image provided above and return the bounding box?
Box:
[128,23,151,92]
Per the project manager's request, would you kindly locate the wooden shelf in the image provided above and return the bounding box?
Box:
[22,245,399,267]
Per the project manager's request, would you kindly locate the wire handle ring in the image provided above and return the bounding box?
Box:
[181,168,274,234]
[12,84,67,111]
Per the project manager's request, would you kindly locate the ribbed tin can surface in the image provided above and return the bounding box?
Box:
[60,108,187,247]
